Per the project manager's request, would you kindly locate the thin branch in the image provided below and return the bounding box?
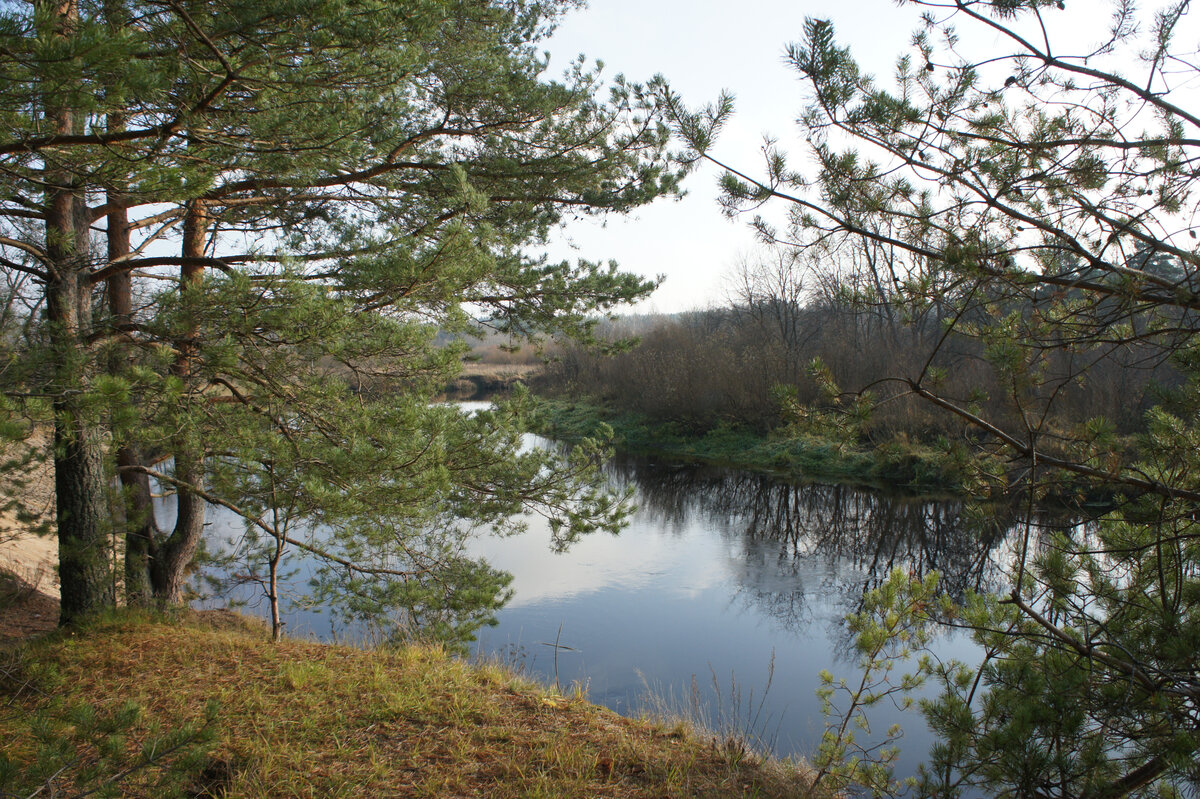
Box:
[119,465,430,580]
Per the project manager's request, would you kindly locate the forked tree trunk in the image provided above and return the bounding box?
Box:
[149,453,206,603]
[149,199,209,604]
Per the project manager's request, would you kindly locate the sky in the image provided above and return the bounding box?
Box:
[539,1,931,313]
[538,1,1198,313]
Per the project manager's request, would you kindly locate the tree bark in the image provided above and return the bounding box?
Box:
[117,442,157,605]
[53,384,114,623]
[43,0,115,624]
[106,160,158,606]
[101,0,159,607]
[48,168,114,623]
[149,199,208,604]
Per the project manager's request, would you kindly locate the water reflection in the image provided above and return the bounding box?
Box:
[606,458,1032,637]
[199,445,1089,780]
[469,457,1042,779]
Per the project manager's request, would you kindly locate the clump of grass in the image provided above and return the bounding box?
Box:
[1,612,828,798]
[637,651,789,777]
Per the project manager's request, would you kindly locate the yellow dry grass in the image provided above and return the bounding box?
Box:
[2,612,825,799]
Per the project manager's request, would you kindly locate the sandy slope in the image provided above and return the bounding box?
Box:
[0,431,59,639]
[0,531,58,599]
[0,526,58,640]
[0,429,56,595]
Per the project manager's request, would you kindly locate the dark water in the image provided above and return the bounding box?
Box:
[194,434,1068,783]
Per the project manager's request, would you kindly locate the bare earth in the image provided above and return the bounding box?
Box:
[0,432,59,641]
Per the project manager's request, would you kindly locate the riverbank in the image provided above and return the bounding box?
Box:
[0,468,824,798]
[530,398,985,496]
[1,609,823,798]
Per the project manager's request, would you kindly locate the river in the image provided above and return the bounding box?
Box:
[470,451,1032,783]
[191,425,1082,785]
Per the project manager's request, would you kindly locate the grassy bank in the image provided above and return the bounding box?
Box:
[1,611,822,799]
[530,398,984,495]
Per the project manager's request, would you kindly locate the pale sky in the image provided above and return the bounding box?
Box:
[541,1,930,313]
[540,1,1193,313]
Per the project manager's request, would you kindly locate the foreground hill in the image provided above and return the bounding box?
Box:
[0,611,821,798]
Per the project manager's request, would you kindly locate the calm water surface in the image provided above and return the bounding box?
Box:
[195,426,1068,782]
[469,452,1019,780]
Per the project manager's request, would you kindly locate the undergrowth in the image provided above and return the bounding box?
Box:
[529,397,976,495]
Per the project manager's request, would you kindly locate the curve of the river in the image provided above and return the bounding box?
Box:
[189,426,1086,785]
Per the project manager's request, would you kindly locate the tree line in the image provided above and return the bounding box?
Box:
[542,241,1181,452]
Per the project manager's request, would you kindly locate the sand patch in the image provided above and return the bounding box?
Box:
[0,429,59,640]
[0,531,58,600]
[0,428,56,598]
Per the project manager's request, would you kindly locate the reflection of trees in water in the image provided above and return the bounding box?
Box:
[746,480,1019,599]
[610,457,1082,640]
[727,533,815,635]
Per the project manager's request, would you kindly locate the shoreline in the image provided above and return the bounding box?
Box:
[528,397,982,497]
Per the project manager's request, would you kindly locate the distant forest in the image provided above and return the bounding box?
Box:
[536,245,1185,445]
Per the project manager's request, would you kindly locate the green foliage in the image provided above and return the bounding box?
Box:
[0,695,218,799]
[668,0,1200,794]
[812,571,940,798]
[529,397,974,494]
[914,489,1200,796]
[0,0,686,630]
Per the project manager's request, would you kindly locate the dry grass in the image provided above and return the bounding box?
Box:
[457,361,542,380]
[1,612,825,798]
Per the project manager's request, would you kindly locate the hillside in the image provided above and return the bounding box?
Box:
[0,609,822,798]
[0,429,823,799]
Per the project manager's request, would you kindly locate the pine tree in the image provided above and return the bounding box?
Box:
[0,0,682,629]
[671,1,1200,794]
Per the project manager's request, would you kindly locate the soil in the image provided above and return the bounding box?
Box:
[0,430,59,642]
[0,569,57,641]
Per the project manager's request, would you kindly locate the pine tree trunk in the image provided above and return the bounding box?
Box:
[48,183,114,624]
[149,199,208,605]
[44,0,115,623]
[106,183,158,606]
[54,402,114,623]
[118,444,156,606]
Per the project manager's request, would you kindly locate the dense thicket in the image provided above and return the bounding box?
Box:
[543,252,1179,445]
